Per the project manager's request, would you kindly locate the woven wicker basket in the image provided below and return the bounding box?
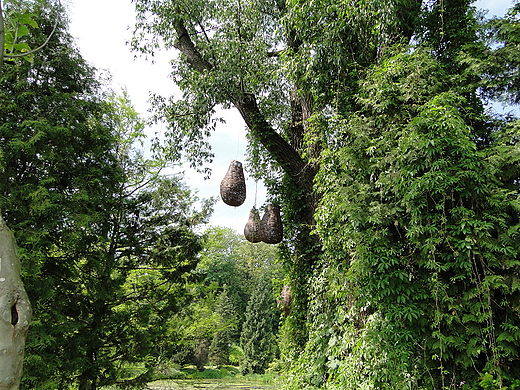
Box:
[244,207,264,243]
[261,203,283,244]
[220,160,246,207]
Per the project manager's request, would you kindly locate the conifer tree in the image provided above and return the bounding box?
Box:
[209,288,237,366]
[239,277,278,374]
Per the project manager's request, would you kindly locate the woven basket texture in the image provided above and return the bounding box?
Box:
[261,203,283,244]
[220,160,246,206]
[244,207,264,243]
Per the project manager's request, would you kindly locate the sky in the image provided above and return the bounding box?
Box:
[66,0,514,233]
[67,0,267,233]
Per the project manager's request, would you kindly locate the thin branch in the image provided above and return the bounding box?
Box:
[267,49,284,57]
[4,16,58,59]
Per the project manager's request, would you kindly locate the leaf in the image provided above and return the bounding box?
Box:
[22,54,34,63]
[18,13,38,28]
[14,42,30,53]
[16,24,30,38]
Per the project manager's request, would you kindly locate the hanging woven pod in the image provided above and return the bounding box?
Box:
[220,160,246,206]
[261,203,283,244]
[244,206,264,243]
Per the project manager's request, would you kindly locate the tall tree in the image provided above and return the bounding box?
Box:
[132,0,520,388]
[0,1,58,388]
[209,288,237,366]
[1,3,212,388]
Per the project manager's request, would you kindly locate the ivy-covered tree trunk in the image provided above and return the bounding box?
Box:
[0,214,31,390]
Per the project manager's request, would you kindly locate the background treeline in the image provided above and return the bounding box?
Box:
[162,227,282,375]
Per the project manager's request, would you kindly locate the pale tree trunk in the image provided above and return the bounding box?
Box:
[0,213,31,390]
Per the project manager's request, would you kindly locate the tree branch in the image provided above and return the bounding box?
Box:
[173,18,213,72]
[171,19,314,192]
[1,2,58,68]
[4,17,57,59]
[234,93,313,191]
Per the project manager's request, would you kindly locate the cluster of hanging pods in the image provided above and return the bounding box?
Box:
[220,160,283,244]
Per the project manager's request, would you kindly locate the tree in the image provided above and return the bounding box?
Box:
[22,85,209,388]
[209,288,237,366]
[0,1,58,388]
[131,0,520,388]
[167,227,281,369]
[240,275,278,374]
[2,4,212,388]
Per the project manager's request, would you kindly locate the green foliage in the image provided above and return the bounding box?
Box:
[2,8,38,62]
[161,227,282,371]
[457,4,520,105]
[283,0,422,107]
[240,275,279,374]
[305,49,520,389]
[229,344,245,366]
[419,0,480,70]
[209,289,238,366]
[1,0,61,69]
[1,4,212,388]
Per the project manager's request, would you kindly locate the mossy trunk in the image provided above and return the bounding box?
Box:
[0,214,31,390]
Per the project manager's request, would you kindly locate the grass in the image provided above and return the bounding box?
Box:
[146,378,278,390]
[147,366,279,390]
[101,363,280,389]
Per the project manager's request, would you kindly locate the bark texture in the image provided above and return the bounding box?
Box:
[0,214,31,390]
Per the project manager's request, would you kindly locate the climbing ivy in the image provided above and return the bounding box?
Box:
[305,50,520,389]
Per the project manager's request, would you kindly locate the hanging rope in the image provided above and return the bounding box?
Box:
[254,180,258,207]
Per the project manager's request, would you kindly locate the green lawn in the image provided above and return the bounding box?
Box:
[146,379,278,389]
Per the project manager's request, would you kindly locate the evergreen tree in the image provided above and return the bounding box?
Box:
[1,3,212,388]
[132,0,520,387]
[240,276,278,374]
[209,288,237,366]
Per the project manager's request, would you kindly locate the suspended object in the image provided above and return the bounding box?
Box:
[244,206,264,243]
[261,203,283,244]
[220,160,246,206]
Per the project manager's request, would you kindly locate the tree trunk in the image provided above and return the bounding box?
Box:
[0,214,31,390]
